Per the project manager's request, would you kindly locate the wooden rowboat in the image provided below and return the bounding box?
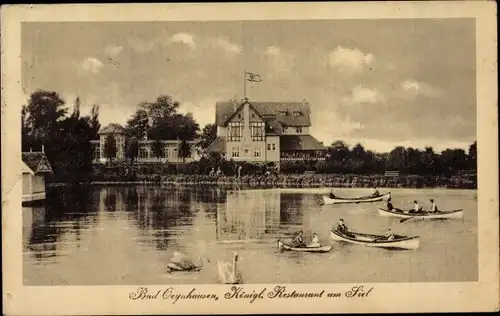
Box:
[329,230,420,250]
[277,240,333,253]
[321,192,391,205]
[378,208,464,219]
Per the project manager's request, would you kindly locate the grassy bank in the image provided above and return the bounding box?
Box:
[48,173,476,189]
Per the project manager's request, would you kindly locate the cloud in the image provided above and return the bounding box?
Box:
[213,37,242,54]
[104,45,124,57]
[170,32,196,48]
[265,46,281,56]
[345,86,386,104]
[328,46,374,73]
[400,79,441,99]
[80,57,103,74]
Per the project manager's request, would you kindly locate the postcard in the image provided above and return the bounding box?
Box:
[2,2,498,315]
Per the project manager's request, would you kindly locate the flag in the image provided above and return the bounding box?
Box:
[246,71,262,82]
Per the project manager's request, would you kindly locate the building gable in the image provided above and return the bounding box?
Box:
[22,152,53,174]
[22,161,34,175]
[216,100,311,127]
[221,101,265,126]
[36,155,53,173]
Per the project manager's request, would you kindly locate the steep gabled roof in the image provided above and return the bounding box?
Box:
[22,152,53,174]
[280,135,326,151]
[99,123,126,134]
[222,101,266,126]
[215,101,311,127]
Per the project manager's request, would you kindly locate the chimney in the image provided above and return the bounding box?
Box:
[42,145,45,153]
[30,147,32,153]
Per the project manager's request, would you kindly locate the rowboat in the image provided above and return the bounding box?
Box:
[329,230,420,250]
[378,208,464,219]
[321,192,391,205]
[277,240,333,253]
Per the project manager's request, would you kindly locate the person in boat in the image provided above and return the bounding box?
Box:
[371,187,380,197]
[384,228,395,241]
[429,199,440,213]
[307,233,321,248]
[386,197,394,210]
[292,231,306,248]
[387,198,403,212]
[336,218,348,234]
[408,200,423,214]
[329,190,337,199]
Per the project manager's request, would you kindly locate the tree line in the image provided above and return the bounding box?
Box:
[22,90,201,182]
[278,140,477,175]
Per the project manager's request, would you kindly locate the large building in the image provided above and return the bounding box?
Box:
[91,123,200,164]
[206,98,326,165]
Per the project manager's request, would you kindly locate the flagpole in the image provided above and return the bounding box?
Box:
[244,68,247,98]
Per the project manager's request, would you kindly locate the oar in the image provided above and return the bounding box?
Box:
[399,216,415,223]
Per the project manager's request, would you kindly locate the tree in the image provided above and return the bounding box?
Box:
[104,134,117,163]
[468,141,477,170]
[406,147,423,174]
[387,146,407,172]
[126,95,200,141]
[73,97,81,119]
[24,90,68,147]
[125,136,139,162]
[90,104,101,139]
[197,123,217,152]
[179,139,192,163]
[151,140,164,161]
[440,148,467,175]
[350,143,366,173]
[420,147,437,174]
[325,140,350,172]
[125,108,149,139]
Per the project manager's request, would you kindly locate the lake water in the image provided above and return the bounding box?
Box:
[23,185,478,285]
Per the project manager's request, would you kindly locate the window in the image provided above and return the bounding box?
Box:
[293,111,302,117]
[232,146,240,158]
[172,148,178,158]
[250,122,265,141]
[254,148,262,158]
[278,111,288,116]
[295,127,303,133]
[164,147,169,158]
[267,143,276,151]
[93,144,100,159]
[228,122,243,141]
[139,145,149,159]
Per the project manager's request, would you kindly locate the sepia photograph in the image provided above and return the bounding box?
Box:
[2,2,498,315]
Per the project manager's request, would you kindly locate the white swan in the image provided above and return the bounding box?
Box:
[217,251,243,284]
[166,251,210,273]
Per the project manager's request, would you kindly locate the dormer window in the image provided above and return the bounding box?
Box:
[293,111,302,117]
[278,111,288,116]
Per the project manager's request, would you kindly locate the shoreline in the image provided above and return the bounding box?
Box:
[47,173,477,190]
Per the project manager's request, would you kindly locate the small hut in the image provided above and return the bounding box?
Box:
[22,151,53,204]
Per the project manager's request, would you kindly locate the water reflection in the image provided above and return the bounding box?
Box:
[216,190,281,243]
[23,186,478,285]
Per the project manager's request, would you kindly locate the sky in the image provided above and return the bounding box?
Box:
[21,19,476,153]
